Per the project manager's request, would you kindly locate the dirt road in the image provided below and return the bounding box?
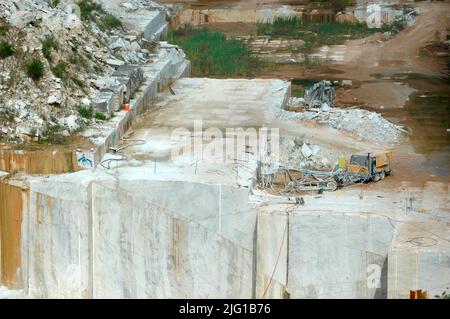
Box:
[335,1,449,109]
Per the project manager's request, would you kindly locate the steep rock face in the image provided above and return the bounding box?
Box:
[0,0,165,144]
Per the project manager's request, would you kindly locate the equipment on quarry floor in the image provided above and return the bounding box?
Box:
[284,168,339,192]
[304,80,336,109]
[342,151,393,183]
[268,151,393,193]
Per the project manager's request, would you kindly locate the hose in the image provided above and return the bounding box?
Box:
[100,137,146,170]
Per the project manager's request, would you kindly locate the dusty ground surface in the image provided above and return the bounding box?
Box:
[335,1,450,187]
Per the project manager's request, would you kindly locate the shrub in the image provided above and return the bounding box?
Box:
[435,288,450,299]
[100,14,122,31]
[41,124,65,144]
[0,41,14,58]
[70,76,85,88]
[51,61,68,79]
[42,35,59,62]
[78,0,105,21]
[94,112,107,120]
[78,106,93,118]
[26,59,45,79]
[49,0,60,8]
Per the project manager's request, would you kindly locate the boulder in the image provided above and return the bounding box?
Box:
[106,58,125,67]
[110,38,127,50]
[92,77,120,90]
[301,143,312,158]
[320,102,331,111]
[64,14,82,30]
[10,11,37,28]
[58,115,79,132]
[82,97,91,106]
[47,93,62,105]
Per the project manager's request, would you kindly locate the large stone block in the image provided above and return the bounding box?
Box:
[112,65,144,103]
[287,211,394,299]
[92,91,114,114]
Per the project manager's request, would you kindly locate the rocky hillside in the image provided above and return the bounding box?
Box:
[0,0,158,144]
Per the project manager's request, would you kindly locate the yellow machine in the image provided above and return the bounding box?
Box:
[339,151,393,182]
[280,150,393,193]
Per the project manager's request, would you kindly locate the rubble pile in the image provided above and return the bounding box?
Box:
[279,99,406,144]
[279,136,330,169]
[0,0,164,143]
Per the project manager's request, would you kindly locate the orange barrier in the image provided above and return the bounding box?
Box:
[410,290,428,299]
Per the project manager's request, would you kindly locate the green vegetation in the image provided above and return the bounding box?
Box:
[317,0,354,13]
[42,35,59,62]
[0,41,14,59]
[26,59,45,80]
[168,27,261,76]
[78,0,122,32]
[291,79,317,97]
[49,0,60,8]
[257,17,380,53]
[41,124,65,144]
[435,288,450,299]
[69,52,90,71]
[291,86,306,98]
[0,23,8,36]
[70,76,86,89]
[51,61,68,79]
[78,0,105,21]
[78,105,94,119]
[99,14,122,31]
[94,112,107,120]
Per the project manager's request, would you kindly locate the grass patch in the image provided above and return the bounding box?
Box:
[0,41,14,58]
[0,23,8,36]
[94,112,107,120]
[99,14,122,31]
[78,105,93,119]
[168,27,261,76]
[51,61,68,79]
[257,17,385,53]
[49,0,60,8]
[70,76,86,88]
[78,0,105,21]
[77,1,121,33]
[41,124,65,144]
[93,64,104,74]
[42,35,59,62]
[69,52,90,71]
[26,59,45,79]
